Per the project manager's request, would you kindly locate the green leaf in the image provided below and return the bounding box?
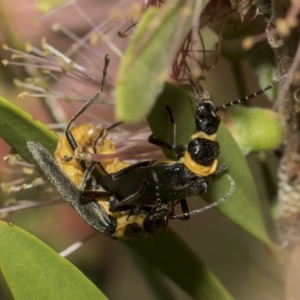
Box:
[147,83,274,249]
[207,124,273,248]
[125,230,233,300]
[115,0,207,123]
[0,221,107,300]
[0,95,58,165]
[131,256,176,300]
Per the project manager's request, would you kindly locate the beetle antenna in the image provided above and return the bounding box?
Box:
[170,175,235,219]
[215,74,287,111]
[66,55,110,134]
[189,77,201,95]
[189,77,205,104]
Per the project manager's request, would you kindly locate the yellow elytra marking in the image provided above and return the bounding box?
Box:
[115,213,147,239]
[191,132,217,142]
[54,124,130,186]
[183,151,218,176]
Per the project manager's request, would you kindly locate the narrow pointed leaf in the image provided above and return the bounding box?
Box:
[0,221,107,300]
[116,0,207,122]
[125,230,233,300]
[0,95,58,164]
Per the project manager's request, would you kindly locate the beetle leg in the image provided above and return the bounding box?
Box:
[148,104,186,158]
[109,179,149,211]
[179,199,190,220]
[168,199,190,221]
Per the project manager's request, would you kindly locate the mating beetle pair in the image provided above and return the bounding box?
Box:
[27,55,284,239]
[28,55,169,239]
